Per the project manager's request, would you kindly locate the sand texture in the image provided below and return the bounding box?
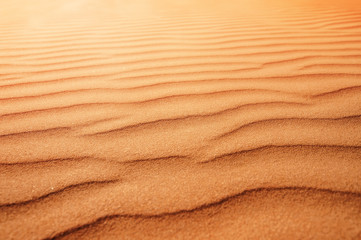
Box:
[1,0,361,239]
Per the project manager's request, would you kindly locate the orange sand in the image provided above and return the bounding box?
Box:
[0,0,361,239]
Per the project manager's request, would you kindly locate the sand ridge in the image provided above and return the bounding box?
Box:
[0,0,361,239]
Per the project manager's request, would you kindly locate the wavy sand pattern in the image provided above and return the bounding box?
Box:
[1,0,361,239]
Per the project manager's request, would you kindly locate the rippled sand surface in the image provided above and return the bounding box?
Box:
[1,0,361,239]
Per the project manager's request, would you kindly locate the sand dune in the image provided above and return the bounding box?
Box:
[1,0,361,239]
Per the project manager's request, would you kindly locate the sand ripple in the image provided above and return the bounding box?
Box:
[1,0,361,239]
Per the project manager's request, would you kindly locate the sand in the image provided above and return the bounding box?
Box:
[0,0,361,239]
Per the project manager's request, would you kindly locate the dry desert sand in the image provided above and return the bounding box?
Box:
[1,0,361,239]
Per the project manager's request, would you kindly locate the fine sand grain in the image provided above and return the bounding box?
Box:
[0,0,361,239]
